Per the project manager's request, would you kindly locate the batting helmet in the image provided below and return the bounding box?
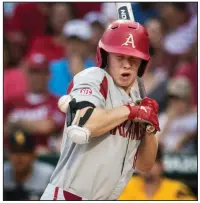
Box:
[96,20,150,77]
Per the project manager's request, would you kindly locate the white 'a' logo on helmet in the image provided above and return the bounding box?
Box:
[122,34,135,48]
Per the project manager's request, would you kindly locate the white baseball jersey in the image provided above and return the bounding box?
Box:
[41,67,145,200]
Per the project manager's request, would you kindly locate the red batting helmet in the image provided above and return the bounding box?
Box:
[96,20,150,77]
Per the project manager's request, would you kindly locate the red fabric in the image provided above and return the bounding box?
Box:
[4,94,65,147]
[4,17,13,34]
[9,3,47,45]
[3,68,27,103]
[26,52,49,70]
[99,76,108,100]
[126,97,160,131]
[67,80,74,94]
[29,36,65,61]
[63,190,82,200]
[53,187,59,200]
[72,2,101,18]
[53,186,82,200]
[174,60,197,106]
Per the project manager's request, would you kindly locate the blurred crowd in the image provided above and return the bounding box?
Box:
[3,2,197,200]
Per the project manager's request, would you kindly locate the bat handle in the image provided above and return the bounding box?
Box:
[137,76,146,99]
[137,77,156,134]
[146,125,156,134]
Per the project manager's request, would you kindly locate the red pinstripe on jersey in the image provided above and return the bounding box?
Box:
[100,76,108,100]
[67,80,74,94]
[53,187,59,200]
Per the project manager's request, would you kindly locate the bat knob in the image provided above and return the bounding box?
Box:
[146,125,156,134]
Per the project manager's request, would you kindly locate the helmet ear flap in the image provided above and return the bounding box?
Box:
[138,60,149,77]
[100,49,107,68]
[96,46,108,68]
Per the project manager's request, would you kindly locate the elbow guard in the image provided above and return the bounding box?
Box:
[62,96,95,144]
[66,126,91,144]
[66,98,95,127]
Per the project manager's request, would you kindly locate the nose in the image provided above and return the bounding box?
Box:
[122,58,131,69]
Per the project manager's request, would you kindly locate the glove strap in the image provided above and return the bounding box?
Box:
[125,104,138,120]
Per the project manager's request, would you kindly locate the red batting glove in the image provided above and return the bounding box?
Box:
[125,97,160,131]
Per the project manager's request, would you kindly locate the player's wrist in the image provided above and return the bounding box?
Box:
[124,104,138,120]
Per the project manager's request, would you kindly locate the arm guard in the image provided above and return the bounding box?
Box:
[64,97,95,144]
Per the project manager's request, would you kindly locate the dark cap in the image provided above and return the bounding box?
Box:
[9,130,36,153]
[26,53,49,70]
[167,76,192,100]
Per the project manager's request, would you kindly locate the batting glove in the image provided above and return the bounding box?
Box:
[125,97,160,131]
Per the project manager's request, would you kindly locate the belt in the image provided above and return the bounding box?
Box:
[54,186,82,200]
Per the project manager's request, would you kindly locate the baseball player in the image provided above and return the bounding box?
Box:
[41,20,160,200]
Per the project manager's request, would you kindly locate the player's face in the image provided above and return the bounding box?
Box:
[51,3,72,34]
[27,68,50,93]
[145,19,163,49]
[107,53,141,92]
[9,152,35,173]
[159,4,185,29]
[169,98,189,116]
[66,38,89,58]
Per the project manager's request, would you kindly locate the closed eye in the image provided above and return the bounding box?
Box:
[117,55,123,60]
[130,57,141,65]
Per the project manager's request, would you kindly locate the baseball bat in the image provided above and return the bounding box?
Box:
[115,3,155,133]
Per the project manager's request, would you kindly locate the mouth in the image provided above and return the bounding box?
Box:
[121,73,131,79]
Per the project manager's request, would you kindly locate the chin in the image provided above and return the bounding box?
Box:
[119,82,133,88]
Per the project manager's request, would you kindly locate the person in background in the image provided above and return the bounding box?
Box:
[119,146,196,200]
[4,32,27,67]
[6,3,51,51]
[142,18,169,113]
[29,3,74,61]
[174,59,197,107]
[48,19,95,97]
[158,3,197,57]
[4,3,51,66]
[3,36,13,68]
[3,37,27,103]
[157,76,197,153]
[144,18,169,83]
[100,3,118,24]
[4,53,65,154]
[84,11,106,60]
[4,130,54,200]
[174,30,197,107]
[72,2,101,19]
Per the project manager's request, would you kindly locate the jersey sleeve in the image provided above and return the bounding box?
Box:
[67,67,108,108]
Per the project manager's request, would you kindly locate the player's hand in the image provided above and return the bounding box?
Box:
[125,97,160,131]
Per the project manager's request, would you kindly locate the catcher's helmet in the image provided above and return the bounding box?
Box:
[96,20,150,77]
